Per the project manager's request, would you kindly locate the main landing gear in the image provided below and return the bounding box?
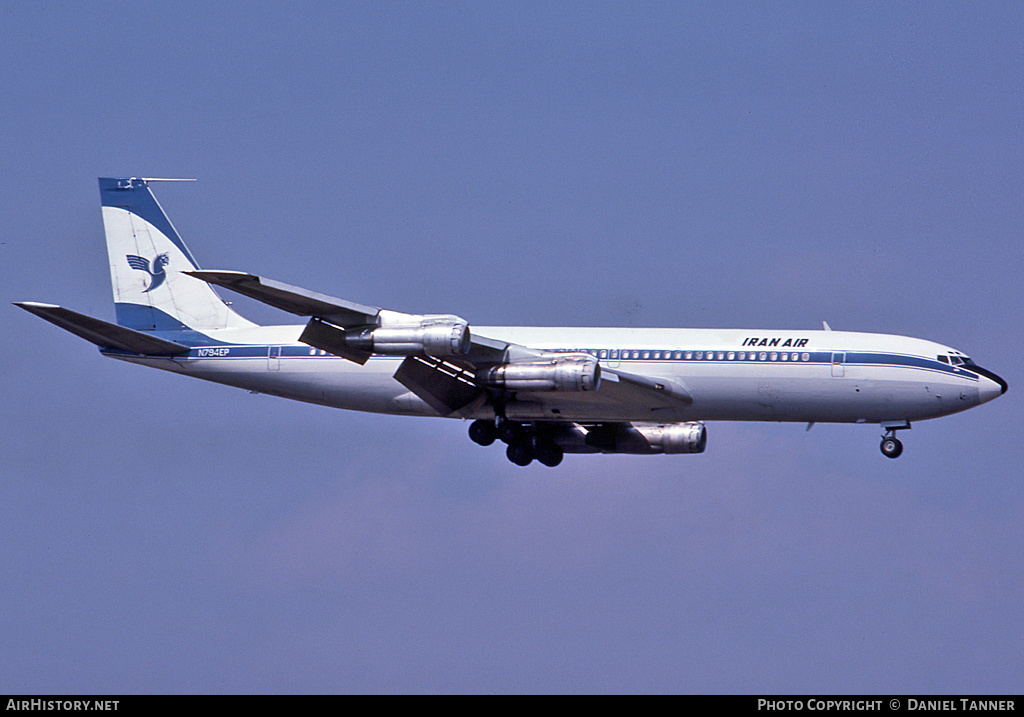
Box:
[879,421,910,459]
[468,419,564,467]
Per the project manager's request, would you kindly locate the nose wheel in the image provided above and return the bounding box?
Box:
[880,436,903,459]
[879,421,910,459]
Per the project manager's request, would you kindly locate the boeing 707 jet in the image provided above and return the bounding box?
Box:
[15,178,1007,466]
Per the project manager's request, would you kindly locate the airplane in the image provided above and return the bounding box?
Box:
[15,177,1008,467]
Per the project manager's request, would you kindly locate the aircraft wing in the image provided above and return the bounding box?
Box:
[13,302,189,355]
[185,271,693,417]
[184,270,380,326]
[187,269,517,363]
[390,356,693,417]
[601,368,693,405]
[507,368,694,419]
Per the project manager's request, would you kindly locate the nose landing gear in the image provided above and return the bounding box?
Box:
[880,435,903,459]
[879,421,910,459]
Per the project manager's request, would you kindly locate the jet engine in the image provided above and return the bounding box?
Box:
[633,422,707,454]
[300,317,471,362]
[342,321,471,357]
[478,354,601,392]
[582,422,707,454]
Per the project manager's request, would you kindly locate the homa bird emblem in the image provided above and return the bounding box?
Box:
[126,253,170,292]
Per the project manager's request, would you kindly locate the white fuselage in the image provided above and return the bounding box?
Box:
[109,325,1004,425]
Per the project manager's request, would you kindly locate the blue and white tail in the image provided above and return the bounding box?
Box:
[99,177,256,331]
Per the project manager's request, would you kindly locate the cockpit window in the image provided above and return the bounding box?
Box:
[950,356,963,365]
[962,357,976,366]
[938,355,949,364]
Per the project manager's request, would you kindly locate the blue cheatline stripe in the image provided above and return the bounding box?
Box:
[846,352,978,380]
[98,178,200,267]
[133,342,976,381]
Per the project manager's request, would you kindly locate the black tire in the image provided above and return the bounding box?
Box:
[468,419,498,446]
[880,437,903,459]
[535,442,564,467]
[506,441,534,466]
[499,421,524,445]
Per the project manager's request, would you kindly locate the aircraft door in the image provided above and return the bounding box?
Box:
[831,352,845,378]
[268,345,281,371]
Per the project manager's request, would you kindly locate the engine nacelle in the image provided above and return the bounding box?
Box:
[633,423,707,454]
[479,355,601,392]
[344,321,471,357]
[583,422,707,454]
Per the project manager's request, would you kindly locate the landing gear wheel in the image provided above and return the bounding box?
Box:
[880,437,903,459]
[507,441,534,466]
[535,442,564,468]
[468,420,498,446]
[499,421,525,445]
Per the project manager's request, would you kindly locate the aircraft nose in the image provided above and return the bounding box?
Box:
[977,370,1008,404]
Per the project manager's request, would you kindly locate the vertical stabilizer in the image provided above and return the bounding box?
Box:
[99,178,256,331]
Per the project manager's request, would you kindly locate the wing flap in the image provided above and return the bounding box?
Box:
[393,356,483,416]
[14,302,189,355]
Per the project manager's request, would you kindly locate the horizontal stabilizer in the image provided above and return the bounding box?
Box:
[185,271,380,327]
[14,302,189,355]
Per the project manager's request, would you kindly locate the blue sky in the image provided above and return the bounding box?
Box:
[2,2,1021,693]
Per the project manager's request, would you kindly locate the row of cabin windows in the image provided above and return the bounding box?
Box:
[593,349,812,362]
[302,346,817,362]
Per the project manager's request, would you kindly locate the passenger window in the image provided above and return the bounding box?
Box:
[780,353,788,361]
[610,350,618,359]
[727,352,735,360]
[760,352,767,360]
[801,353,810,361]
[695,351,703,360]
[685,351,692,360]
[770,352,778,361]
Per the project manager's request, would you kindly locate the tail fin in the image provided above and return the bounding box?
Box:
[99,178,256,331]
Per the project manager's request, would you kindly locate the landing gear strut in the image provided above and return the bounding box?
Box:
[879,421,910,459]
